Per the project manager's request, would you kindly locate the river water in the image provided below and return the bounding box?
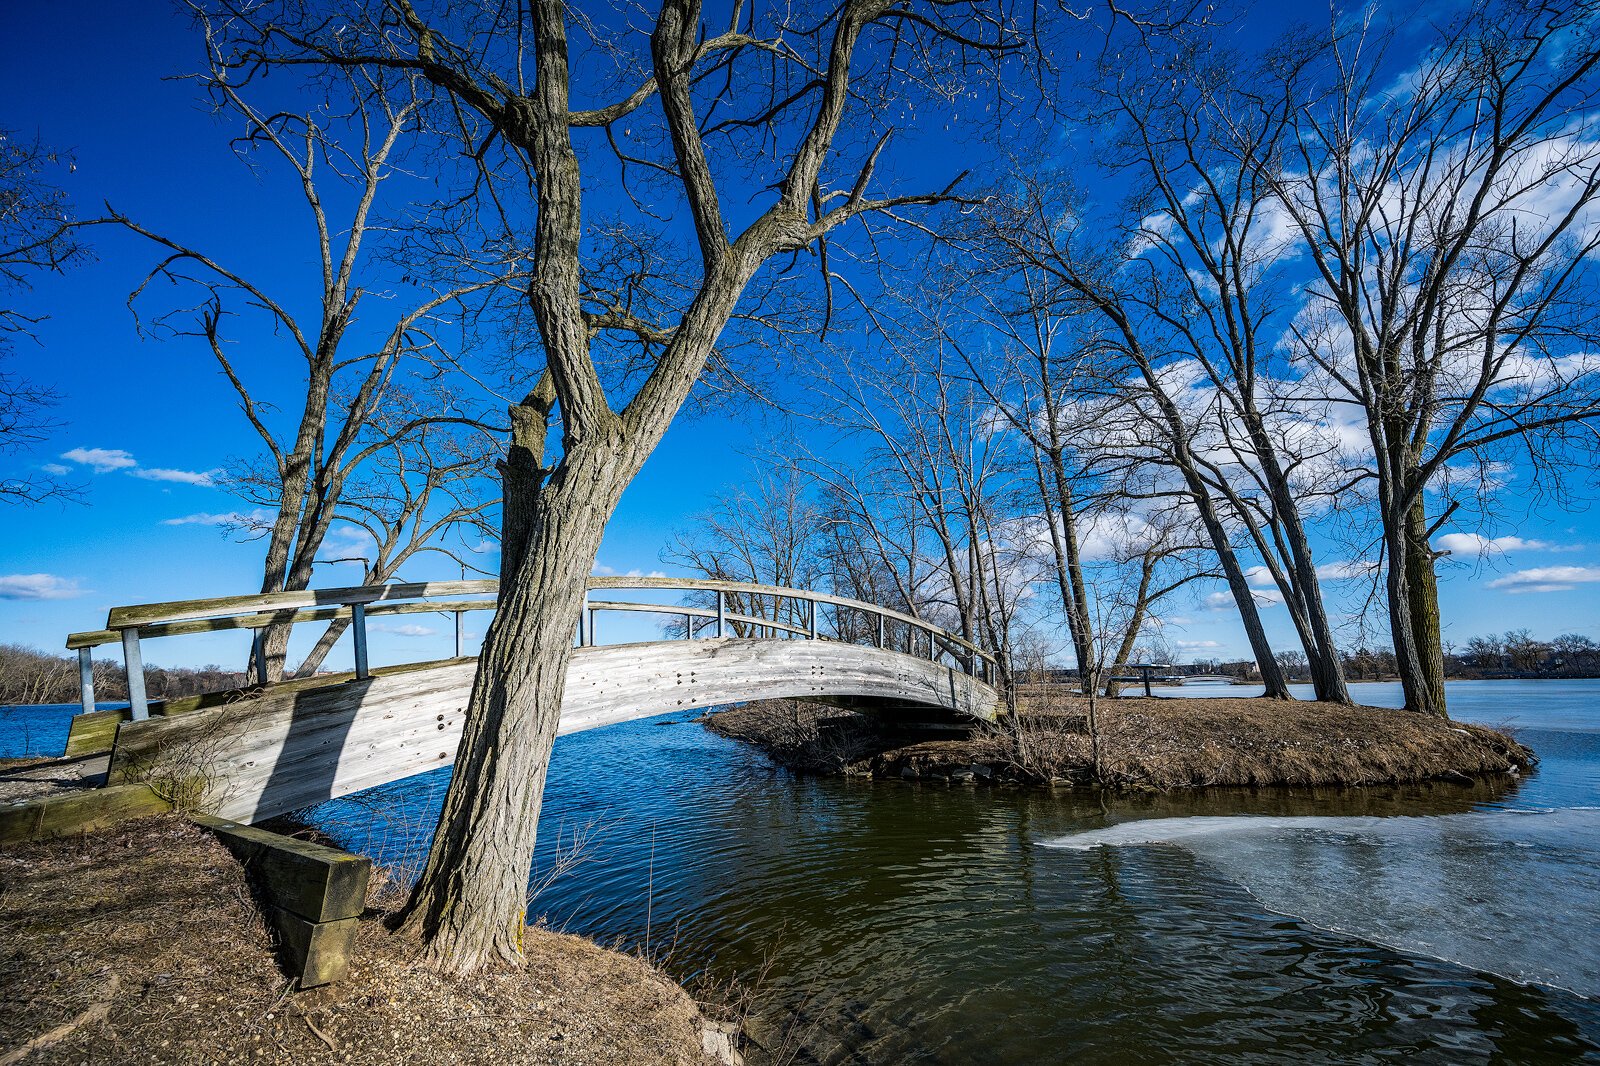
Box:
[5,680,1598,1062]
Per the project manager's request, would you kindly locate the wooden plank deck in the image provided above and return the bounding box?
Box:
[107,638,998,824]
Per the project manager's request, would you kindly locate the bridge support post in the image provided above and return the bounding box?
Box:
[876,612,884,649]
[121,629,149,721]
[716,594,726,638]
[78,647,95,716]
[351,604,370,680]
[252,628,269,687]
[454,610,464,657]
[809,598,819,640]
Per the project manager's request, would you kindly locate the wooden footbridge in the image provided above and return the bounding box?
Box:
[41,578,998,826]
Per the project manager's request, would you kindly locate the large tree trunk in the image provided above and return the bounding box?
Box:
[1378,476,1442,716]
[1263,480,1350,704]
[1403,494,1448,717]
[394,438,629,971]
[1102,556,1153,699]
[1172,455,1292,699]
[1032,448,1095,692]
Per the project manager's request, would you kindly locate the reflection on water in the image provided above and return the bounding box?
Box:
[298,681,1600,1063]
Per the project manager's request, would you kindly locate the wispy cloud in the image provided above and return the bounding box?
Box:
[592,564,667,579]
[1176,639,1223,650]
[61,447,217,487]
[41,462,71,476]
[1317,559,1379,580]
[162,509,270,529]
[130,467,217,487]
[61,447,136,472]
[1435,532,1577,555]
[371,622,437,637]
[1205,588,1283,609]
[1486,566,1600,593]
[0,573,84,600]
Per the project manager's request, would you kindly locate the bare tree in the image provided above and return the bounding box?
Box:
[983,174,1296,699]
[1068,36,1357,703]
[1,129,88,504]
[662,469,827,636]
[109,17,517,679]
[804,344,1036,693]
[288,391,500,674]
[217,0,1031,971]
[1258,0,1600,714]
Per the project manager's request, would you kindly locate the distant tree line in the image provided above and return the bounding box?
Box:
[0,643,246,707]
[1448,631,1600,680]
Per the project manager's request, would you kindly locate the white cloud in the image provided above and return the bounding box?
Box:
[593,564,667,579]
[61,447,136,472]
[130,467,217,487]
[1176,639,1223,650]
[1242,565,1276,588]
[62,446,217,487]
[1434,532,1572,555]
[41,463,70,476]
[371,622,437,637]
[1205,587,1283,609]
[162,510,270,529]
[1317,559,1378,580]
[1486,566,1600,593]
[0,573,84,600]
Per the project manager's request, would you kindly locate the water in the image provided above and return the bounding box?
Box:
[0,702,126,759]
[6,682,1599,1062]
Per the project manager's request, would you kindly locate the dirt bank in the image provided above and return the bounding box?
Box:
[0,816,725,1065]
[703,689,1536,790]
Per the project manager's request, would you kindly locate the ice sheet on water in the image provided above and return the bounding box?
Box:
[1042,808,1600,999]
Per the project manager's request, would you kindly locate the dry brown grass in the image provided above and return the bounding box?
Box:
[705,689,1535,791]
[0,816,717,1065]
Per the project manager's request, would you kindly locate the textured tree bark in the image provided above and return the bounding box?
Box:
[1252,447,1350,705]
[1404,494,1448,717]
[1189,483,1292,699]
[394,431,631,971]
[1102,556,1153,699]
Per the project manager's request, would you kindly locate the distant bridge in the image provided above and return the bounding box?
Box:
[59,578,998,824]
[1167,674,1249,685]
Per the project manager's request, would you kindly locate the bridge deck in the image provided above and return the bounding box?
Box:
[104,637,997,824]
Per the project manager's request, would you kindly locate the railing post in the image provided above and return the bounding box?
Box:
[716,593,727,638]
[876,612,885,649]
[78,647,95,715]
[809,597,819,640]
[121,628,149,721]
[588,608,597,646]
[455,610,465,658]
[684,612,694,639]
[351,603,370,680]
[252,628,269,687]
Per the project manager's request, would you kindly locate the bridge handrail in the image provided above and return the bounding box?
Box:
[84,577,993,660]
[69,576,995,721]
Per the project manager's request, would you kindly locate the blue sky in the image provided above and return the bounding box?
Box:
[4,1,1600,672]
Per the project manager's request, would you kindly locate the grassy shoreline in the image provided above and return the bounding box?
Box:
[703,689,1536,790]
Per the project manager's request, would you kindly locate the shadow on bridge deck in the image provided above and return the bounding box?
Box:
[104,638,998,824]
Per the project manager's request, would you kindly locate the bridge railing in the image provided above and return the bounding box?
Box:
[67,577,998,721]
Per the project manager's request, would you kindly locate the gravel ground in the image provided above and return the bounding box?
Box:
[0,816,721,1065]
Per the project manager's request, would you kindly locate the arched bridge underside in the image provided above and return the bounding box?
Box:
[67,579,999,825]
